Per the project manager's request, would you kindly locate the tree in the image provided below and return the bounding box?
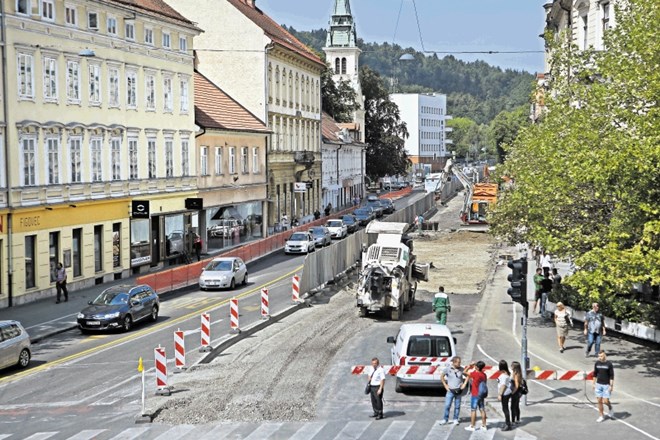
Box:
[489,106,530,162]
[321,66,360,123]
[490,0,660,324]
[361,66,410,179]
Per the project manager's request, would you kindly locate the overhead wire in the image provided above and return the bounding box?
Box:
[392,0,404,46]
[411,0,426,53]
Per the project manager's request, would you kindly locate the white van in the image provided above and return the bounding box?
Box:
[386,323,457,393]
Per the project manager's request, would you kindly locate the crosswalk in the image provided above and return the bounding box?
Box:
[2,419,538,440]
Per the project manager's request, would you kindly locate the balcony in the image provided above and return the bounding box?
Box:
[294,151,315,165]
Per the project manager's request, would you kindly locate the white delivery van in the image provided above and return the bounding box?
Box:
[386,323,457,393]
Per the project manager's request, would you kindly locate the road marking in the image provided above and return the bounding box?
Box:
[151,425,196,440]
[288,422,326,440]
[333,421,370,439]
[423,421,453,440]
[0,436,12,440]
[381,420,415,440]
[106,427,150,440]
[199,423,241,439]
[23,434,58,440]
[513,429,537,440]
[65,429,107,440]
[243,422,283,439]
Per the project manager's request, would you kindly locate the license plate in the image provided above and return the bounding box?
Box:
[86,320,101,326]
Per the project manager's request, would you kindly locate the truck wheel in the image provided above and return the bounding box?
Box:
[358,306,367,318]
[395,378,403,393]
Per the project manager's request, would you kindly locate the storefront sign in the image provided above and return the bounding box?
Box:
[185,198,203,210]
[132,200,150,218]
[294,182,307,193]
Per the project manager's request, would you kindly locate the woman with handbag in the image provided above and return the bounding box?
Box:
[554,302,573,353]
[510,361,524,425]
[497,360,514,431]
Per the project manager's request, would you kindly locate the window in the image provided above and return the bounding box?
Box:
[41,0,54,21]
[214,147,222,175]
[65,5,77,26]
[43,57,58,101]
[144,27,153,45]
[241,147,248,174]
[25,236,36,289]
[89,64,101,105]
[69,137,82,183]
[179,78,189,113]
[111,138,121,180]
[108,66,119,107]
[107,16,117,35]
[112,223,121,268]
[94,225,103,272]
[21,137,36,186]
[181,140,189,177]
[252,147,259,173]
[179,36,187,52]
[165,140,173,178]
[581,13,589,50]
[341,57,347,74]
[72,228,82,277]
[17,0,30,15]
[162,31,171,49]
[46,137,60,184]
[49,231,59,282]
[200,146,208,176]
[17,53,34,99]
[229,147,236,175]
[88,11,98,30]
[126,70,137,108]
[128,138,138,179]
[147,138,156,178]
[90,137,102,182]
[334,58,340,74]
[125,22,135,40]
[163,76,173,112]
[602,2,611,31]
[66,59,80,103]
[145,73,156,110]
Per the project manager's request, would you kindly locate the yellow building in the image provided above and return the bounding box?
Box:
[0,0,200,306]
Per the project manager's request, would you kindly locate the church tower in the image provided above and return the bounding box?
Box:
[323,0,365,142]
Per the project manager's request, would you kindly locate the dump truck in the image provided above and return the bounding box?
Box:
[356,222,429,320]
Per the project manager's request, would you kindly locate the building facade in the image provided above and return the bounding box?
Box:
[164,0,326,231]
[0,0,200,306]
[389,93,452,176]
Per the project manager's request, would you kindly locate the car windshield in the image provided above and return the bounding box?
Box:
[327,221,342,227]
[310,229,324,236]
[407,335,452,357]
[289,233,307,241]
[206,260,233,271]
[93,291,129,305]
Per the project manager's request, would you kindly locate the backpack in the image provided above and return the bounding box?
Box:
[477,379,488,399]
[519,379,528,395]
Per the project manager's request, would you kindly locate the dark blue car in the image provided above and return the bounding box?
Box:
[77,285,159,333]
[353,208,375,226]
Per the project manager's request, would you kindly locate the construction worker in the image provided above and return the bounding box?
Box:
[433,286,451,325]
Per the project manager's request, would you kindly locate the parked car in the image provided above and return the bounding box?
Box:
[199,257,247,290]
[284,231,316,255]
[77,285,160,333]
[325,219,348,239]
[208,219,244,238]
[353,207,375,226]
[341,214,359,233]
[309,226,332,247]
[366,200,384,218]
[0,320,31,370]
[166,231,185,255]
[379,198,396,214]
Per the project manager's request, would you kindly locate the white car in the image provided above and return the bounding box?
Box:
[325,219,348,239]
[284,232,316,255]
[199,257,248,290]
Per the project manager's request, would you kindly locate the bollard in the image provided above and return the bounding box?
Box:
[292,275,301,303]
[154,345,171,396]
[230,297,240,332]
[261,288,270,319]
[200,313,212,352]
[174,329,186,372]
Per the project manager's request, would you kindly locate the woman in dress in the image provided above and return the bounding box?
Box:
[554,302,573,353]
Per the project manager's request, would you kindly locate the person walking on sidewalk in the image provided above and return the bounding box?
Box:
[464,361,488,432]
[439,356,468,425]
[554,302,573,352]
[366,357,385,420]
[540,274,553,318]
[593,351,614,422]
[432,286,451,325]
[510,361,524,425]
[584,303,606,356]
[497,360,514,431]
[55,262,68,303]
[532,268,543,314]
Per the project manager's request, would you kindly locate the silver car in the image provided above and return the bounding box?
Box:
[199,257,248,290]
[309,226,332,247]
[0,320,31,370]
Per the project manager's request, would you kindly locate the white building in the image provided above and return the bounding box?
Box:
[389,93,452,176]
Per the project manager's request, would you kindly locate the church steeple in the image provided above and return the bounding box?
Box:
[326,0,357,48]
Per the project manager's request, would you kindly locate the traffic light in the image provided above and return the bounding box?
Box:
[507,258,528,305]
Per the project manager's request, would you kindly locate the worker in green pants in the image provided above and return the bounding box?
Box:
[433,286,451,325]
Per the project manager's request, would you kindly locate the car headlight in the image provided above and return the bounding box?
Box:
[77,312,85,319]
[103,312,121,319]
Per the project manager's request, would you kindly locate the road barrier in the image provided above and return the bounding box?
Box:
[351,364,596,380]
[230,297,240,332]
[292,275,301,303]
[200,313,211,352]
[261,288,270,319]
[174,329,186,372]
[154,345,170,395]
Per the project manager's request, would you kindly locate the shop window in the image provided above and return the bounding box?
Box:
[113,223,121,268]
[49,232,59,282]
[72,228,82,277]
[130,219,150,267]
[25,235,36,289]
[94,225,103,272]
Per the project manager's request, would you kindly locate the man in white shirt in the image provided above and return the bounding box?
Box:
[367,357,386,419]
[541,252,552,277]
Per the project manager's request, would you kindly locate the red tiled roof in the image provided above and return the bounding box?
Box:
[110,0,193,25]
[322,112,342,143]
[227,0,325,68]
[194,71,270,133]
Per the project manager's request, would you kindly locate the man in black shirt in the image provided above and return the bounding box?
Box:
[593,350,614,422]
[540,274,553,318]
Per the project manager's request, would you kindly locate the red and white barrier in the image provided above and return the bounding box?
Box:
[200,313,211,352]
[350,365,595,381]
[292,275,301,302]
[261,288,270,319]
[154,345,170,395]
[230,297,240,331]
[174,329,186,371]
[405,357,451,364]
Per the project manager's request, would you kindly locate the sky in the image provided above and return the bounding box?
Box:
[258,0,547,74]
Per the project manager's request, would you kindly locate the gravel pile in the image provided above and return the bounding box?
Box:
[155,281,372,424]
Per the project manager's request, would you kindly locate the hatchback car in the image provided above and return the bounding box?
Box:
[341,214,359,233]
[77,285,160,333]
[325,219,348,239]
[284,231,316,254]
[309,226,332,247]
[366,200,384,218]
[0,321,31,370]
[199,257,248,290]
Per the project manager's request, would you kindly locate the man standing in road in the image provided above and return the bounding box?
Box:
[367,357,385,420]
[584,302,606,356]
[593,351,614,422]
[55,262,68,303]
[433,286,451,325]
[439,356,468,425]
[464,360,488,432]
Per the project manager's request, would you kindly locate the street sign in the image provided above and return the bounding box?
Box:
[131,200,150,218]
[294,182,307,193]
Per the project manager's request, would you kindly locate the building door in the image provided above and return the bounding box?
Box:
[93,225,103,272]
[151,216,161,266]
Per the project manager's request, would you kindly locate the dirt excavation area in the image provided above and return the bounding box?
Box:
[155,192,498,424]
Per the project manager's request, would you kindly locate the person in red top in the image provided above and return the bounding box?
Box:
[464,360,488,432]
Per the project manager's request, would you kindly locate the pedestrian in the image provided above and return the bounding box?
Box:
[314,208,321,220]
[532,268,543,314]
[324,203,332,216]
[432,286,451,325]
[281,213,289,231]
[510,361,523,425]
[55,262,68,303]
[439,356,469,425]
[464,360,488,432]
[554,302,573,353]
[593,350,614,422]
[540,274,553,317]
[584,302,606,357]
[193,234,202,261]
[366,357,385,420]
[541,252,552,277]
[497,360,513,431]
[552,268,562,287]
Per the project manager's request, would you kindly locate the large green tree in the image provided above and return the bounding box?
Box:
[489,106,530,162]
[361,66,410,179]
[321,66,360,123]
[490,0,660,323]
